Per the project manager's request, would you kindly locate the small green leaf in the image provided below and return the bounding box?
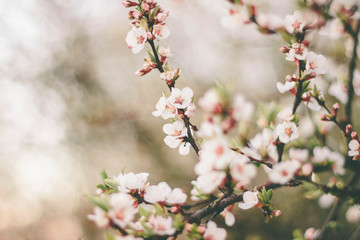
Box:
[101,170,108,180]
[140,18,148,31]
[150,5,160,20]
[104,179,120,190]
[96,184,107,190]
[86,195,110,212]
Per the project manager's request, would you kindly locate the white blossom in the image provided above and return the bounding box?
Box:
[191,171,226,194]
[348,139,360,159]
[302,93,321,111]
[306,52,327,75]
[304,227,321,240]
[153,24,170,40]
[166,188,187,205]
[198,89,222,114]
[126,27,147,54]
[169,87,193,109]
[152,94,177,119]
[328,80,348,104]
[268,160,300,184]
[277,81,296,93]
[238,191,259,210]
[289,148,309,162]
[115,172,149,193]
[286,43,308,61]
[108,193,137,228]
[285,10,306,33]
[231,94,254,121]
[313,146,331,163]
[230,154,257,185]
[185,103,196,118]
[276,121,299,144]
[163,121,187,149]
[144,182,172,203]
[203,221,227,240]
[346,205,360,223]
[278,107,293,121]
[149,215,176,235]
[87,207,109,227]
[318,194,336,209]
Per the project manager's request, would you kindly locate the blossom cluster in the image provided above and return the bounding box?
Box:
[87,0,360,239]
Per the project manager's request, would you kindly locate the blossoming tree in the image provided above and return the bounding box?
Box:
[87,0,360,239]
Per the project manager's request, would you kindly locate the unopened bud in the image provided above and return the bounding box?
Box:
[280,46,290,53]
[346,124,352,134]
[273,210,282,217]
[123,0,137,7]
[303,72,317,81]
[302,163,313,176]
[351,131,359,140]
[332,103,339,117]
[320,114,331,121]
[141,3,150,11]
[185,223,193,232]
[197,225,206,234]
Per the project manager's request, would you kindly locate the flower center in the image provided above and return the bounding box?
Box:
[215,145,225,156]
[285,127,293,136]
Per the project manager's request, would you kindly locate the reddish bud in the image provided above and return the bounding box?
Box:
[320,114,330,121]
[273,210,281,217]
[351,131,359,140]
[346,124,352,134]
[332,103,339,117]
[185,223,193,232]
[197,225,206,234]
[303,72,317,81]
[123,0,137,7]
[280,46,290,53]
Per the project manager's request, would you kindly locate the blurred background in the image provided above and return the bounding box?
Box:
[0,0,359,239]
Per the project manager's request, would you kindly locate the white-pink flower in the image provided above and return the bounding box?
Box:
[115,172,149,193]
[126,27,147,54]
[191,171,226,194]
[285,10,306,33]
[289,148,309,162]
[267,160,300,184]
[328,80,348,104]
[149,215,176,235]
[221,208,235,227]
[108,193,137,228]
[152,94,178,119]
[230,154,257,185]
[318,194,336,209]
[231,94,254,121]
[304,227,321,240]
[276,121,299,144]
[198,89,222,114]
[88,207,109,227]
[169,87,193,109]
[306,52,327,75]
[278,107,294,121]
[144,182,172,203]
[238,191,259,210]
[160,70,176,85]
[163,121,187,148]
[166,188,187,205]
[348,139,360,159]
[153,24,170,40]
[200,137,233,170]
[277,81,296,93]
[286,43,308,61]
[203,221,227,240]
[185,103,196,118]
[302,92,321,111]
[346,205,360,223]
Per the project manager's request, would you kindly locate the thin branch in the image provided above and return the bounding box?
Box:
[344,20,360,125]
[231,147,273,168]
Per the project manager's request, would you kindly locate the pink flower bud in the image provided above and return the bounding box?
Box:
[351,131,359,140]
[302,163,313,176]
[332,103,339,117]
[185,223,193,232]
[280,46,290,53]
[123,0,137,7]
[197,225,206,234]
[146,32,153,40]
[273,210,282,217]
[320,114,330,121]
[346,124,352,134]
[142,3,150,11]
[158,11,169,22]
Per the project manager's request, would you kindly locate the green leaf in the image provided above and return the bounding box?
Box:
[86,195,110,212]
[267,189,273,201]
[96,184,107,190]
[146,48,156,63]
[140,18,148,31]
[173,214,185,230]
[101,170,108,180]
[150,5,160,20]
[104,179,120,190]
